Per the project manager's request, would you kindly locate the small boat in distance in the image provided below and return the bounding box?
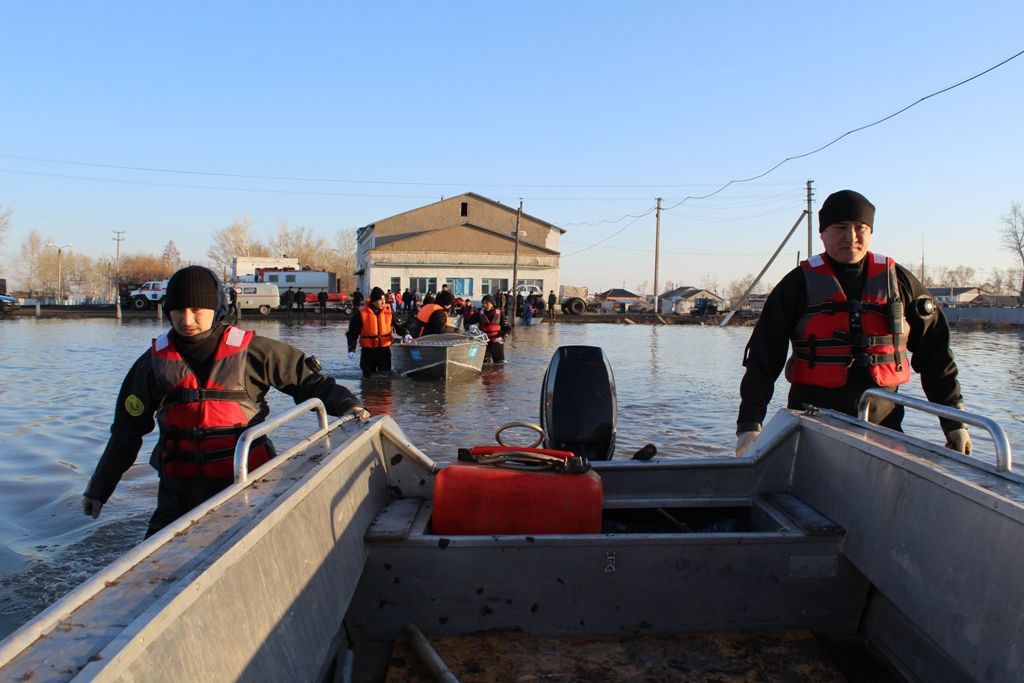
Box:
[391,331,488,379]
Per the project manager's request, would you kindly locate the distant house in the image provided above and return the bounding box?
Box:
[355,193,563,300]
[928,287,981,306]
[746,294,769,314]
[970,293,1021,308]
[656,286,726,315]
[595,288,646,313]
[596,288,640,302]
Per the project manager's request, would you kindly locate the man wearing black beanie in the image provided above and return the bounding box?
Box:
[405,289,456,338]
[736,190,971,456]
[82,265,370,538]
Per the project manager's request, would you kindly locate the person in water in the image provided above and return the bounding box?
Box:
[469,294,508,363]
[346,286,394,376]
[405,290,455,338]
[736,189,971,456]
[81,266,369,537]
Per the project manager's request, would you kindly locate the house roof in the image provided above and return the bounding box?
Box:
[598,288,640,299]
[658,286,724,301]
[927,287,981,297]
[360,192,566,235]
[372,222,560,255]
[972,294,1021,306]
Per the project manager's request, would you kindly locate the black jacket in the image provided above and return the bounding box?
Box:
[85,324,359,503]
[737,256,964,434]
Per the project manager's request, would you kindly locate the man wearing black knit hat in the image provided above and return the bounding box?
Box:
[736,190,971,456]
[405,289,456,338]
[82,265,369,538]
[346,286,395,376]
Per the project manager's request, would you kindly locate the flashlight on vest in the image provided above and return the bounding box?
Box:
[888,300,905,335]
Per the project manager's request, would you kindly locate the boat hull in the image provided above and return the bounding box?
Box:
[391,333,487,379]
[2,408,1022,682]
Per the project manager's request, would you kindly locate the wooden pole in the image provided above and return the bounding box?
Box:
[653,197,662,314]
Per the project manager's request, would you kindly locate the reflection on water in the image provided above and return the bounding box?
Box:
[0,316,1021,637]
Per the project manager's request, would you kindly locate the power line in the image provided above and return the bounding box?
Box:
[0,152,804,191]
[659,47,1024,214]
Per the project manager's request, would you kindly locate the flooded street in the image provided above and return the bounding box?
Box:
[0,316,1021,638]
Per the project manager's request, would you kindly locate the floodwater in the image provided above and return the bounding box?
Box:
[0,316,1021,639]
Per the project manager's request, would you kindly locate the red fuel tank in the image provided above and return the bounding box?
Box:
[432,463,603,535]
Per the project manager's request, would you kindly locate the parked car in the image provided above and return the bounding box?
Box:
[0,293,21,315]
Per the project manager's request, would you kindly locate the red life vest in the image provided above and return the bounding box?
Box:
[785,252,911,389]
[415,303,448,337]
[151,326,269,479]
[359,304,394,348]
[479,307,503,341]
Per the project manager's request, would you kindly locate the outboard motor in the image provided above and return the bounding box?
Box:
[540,345,617,460]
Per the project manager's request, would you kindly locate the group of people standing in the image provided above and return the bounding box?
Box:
[345,287,513,376]
[279,286,332,320]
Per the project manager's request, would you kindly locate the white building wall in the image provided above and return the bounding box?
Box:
[365,263,559,302]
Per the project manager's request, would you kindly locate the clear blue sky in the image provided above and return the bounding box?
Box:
[2,2,1022,293]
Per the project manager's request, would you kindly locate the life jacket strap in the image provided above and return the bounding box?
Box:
[165,388,251,404]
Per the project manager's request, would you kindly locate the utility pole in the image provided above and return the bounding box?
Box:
[46,242,73,305]
[805,180,814,259]
[653,197,662,314]
[510,199,523,327]
[920,236,926,283]
[113,230,125,320]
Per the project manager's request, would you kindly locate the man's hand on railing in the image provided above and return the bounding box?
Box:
[348,406,371,423]
[945,427,973,455]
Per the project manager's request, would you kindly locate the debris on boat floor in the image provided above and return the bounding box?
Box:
[384,629,848,682]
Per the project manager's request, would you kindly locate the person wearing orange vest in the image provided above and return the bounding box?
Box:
[736,190,971,456]
[346,287,394,376]
[82,266,369,538]
[406,290,453,338]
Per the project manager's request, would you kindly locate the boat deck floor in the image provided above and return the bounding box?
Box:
[381,629,901,682]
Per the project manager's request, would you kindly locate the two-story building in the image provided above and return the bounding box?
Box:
[355,193,563,301]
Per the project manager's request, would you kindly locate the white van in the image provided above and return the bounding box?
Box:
[234,283,280,315]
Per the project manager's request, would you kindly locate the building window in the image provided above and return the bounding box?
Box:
[409,277,437,294]
[517,278,543,290]
[285,274,296,283]
[390,277,401,293]
[461,202,468,217]
[481,278,509,295]
[445,278,473,296]
[267,274,279,283]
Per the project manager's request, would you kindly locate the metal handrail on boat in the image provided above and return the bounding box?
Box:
[0,398,357,670]
[857,388,1013,472]
[234,398,330,483]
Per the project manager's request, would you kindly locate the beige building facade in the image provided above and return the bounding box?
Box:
[355,193,563,301]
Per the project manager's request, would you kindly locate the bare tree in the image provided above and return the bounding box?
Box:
[161,240,182,272]
[700,273,720,296]
[1000,202,1024,305]
[268,222,331,269]
[15,229,49,296]
[328,227,358,292]
[206,217,268,278]
[727,273,770,308]
[0,205,10,257]
[119,253,174,283]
